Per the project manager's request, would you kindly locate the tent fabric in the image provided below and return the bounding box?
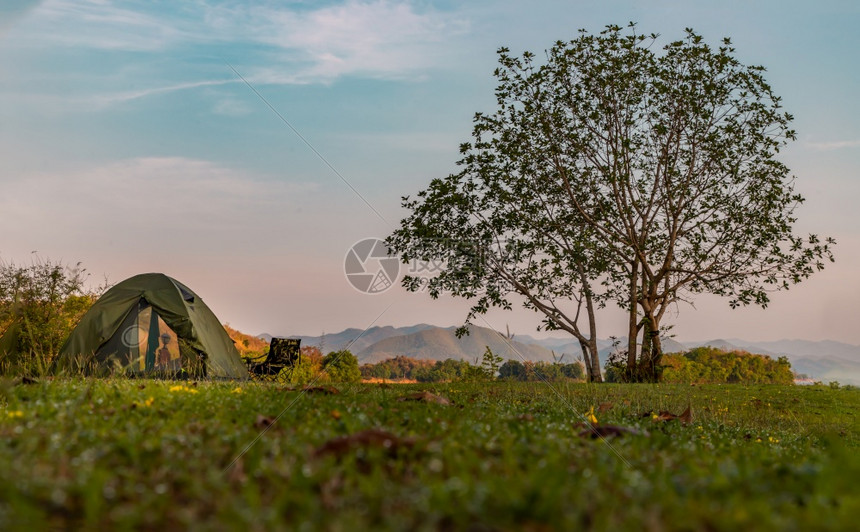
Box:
[53,273,248,379]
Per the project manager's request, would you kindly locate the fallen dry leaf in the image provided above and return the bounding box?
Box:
[397,391,451,405]
[254,415,276,429]
[597,402,614,413]
[227,458,247,485]
[578,425,649,439]
[312,429,418,459]
[653,406,693,425]
[303,385,340,395]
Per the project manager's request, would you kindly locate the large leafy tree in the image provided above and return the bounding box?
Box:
[390,24,834,382]
[387,123,609,381]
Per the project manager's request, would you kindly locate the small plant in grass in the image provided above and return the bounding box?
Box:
[480,346,504,378]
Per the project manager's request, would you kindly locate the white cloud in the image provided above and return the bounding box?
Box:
[12,0,186,51]
[211,96,254,117]
[248,0,470,83]
[88,79,238,108]
[0,0,44,35]
[3,1,471,110]
[11,1,469,81]
[807,139,860,151]
[0,157,320,254]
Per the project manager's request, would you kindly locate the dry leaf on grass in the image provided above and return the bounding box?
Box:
[598,402,614,413]
[578,425,649,439]
[397,391,451,406]
[254,415,276,429]
[227,458,247,485]
[312,429,419,459]
[302,385,340,395]
[652,406,693,425]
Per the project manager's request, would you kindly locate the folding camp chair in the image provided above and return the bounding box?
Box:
[244,337,301,383]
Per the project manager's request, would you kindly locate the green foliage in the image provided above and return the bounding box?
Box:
[499,359,585,382]
[480,345,504,377]
[322,350,361,384]
[360,355,587,383]
[413,358,475,382]
[285,346,325,385]
[660,347,794,385]
[0,380,858,529]
[0,259,98,374]
[359,355,435,380]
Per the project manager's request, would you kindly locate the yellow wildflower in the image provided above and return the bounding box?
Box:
[585,406,598,425]
[231,387,243,394]
[169,385,198,394]
[6,410,24,419]
[132,397,155,409]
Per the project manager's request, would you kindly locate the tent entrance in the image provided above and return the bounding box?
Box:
[97,300,186,376]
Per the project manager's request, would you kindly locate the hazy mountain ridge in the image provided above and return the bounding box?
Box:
[265,325,860,384]
[355,325,559,364]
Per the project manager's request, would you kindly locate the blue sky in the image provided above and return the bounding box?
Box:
[1,0,858,344]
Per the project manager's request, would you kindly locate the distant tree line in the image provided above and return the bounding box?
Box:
[359,349,586,383]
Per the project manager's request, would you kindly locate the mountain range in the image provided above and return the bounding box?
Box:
[261,325,860,384]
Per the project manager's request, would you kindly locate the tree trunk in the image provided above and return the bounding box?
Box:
[627,260,639,370]
[637,314,662,383]
[578,264,602,382]
[648,325,663,383]
[579,341,594,381]
[587,336,602,383]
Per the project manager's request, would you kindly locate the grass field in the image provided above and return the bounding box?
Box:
[1,378,858,530]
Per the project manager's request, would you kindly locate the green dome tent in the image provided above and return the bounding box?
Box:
[53,273,248,379]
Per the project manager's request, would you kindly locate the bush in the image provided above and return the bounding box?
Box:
[322,350,361,384]
[0,259,100,374]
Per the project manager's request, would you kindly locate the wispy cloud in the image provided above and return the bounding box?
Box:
[0,0,43,35]
[89,79,238,107]
[0,157,320,253]
[15,0,186,51]
[9,1,469,82]
[245,0,470,83]
[807,139,860,151]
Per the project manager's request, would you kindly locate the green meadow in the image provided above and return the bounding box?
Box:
[1,379,858,530]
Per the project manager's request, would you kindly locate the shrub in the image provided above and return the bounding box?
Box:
[322,350,361,384]
[0,259,100,374]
